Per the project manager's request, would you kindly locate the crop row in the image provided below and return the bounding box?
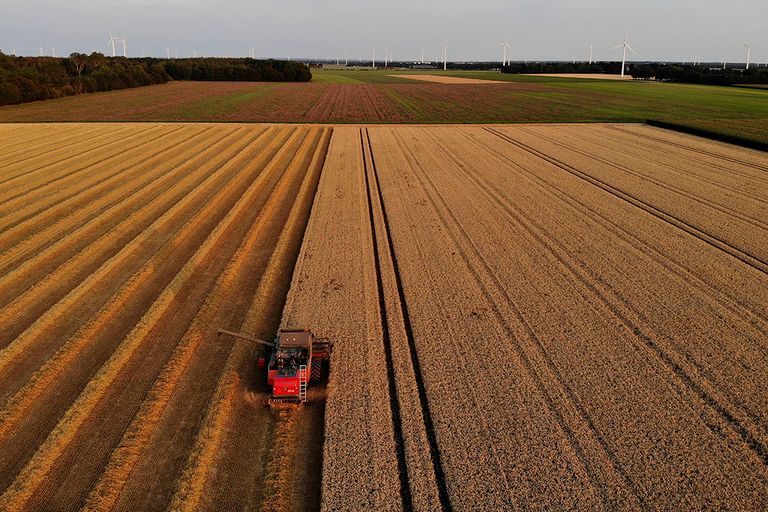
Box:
[0,124,329,510]
[284,124,768,510]
[362,125,768,510]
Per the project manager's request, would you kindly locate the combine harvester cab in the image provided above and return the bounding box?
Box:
[217,327,331,405]
[267,329,331,405]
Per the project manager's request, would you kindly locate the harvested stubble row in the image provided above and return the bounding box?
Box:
[0,123,330,511]
[288,125,767,510]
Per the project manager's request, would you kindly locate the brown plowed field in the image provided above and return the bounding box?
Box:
[0,122,765,511]
[396,74,506,84]
[285,124,768,511]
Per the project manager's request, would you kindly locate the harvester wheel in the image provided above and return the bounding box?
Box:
[311,359,322,382]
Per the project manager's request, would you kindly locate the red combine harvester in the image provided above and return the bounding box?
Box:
[217,328,331,404]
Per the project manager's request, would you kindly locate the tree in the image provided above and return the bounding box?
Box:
[69,53,88,76]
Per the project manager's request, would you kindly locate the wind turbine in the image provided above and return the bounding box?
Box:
[38,45,43,57]
[166,48,171,59]
[121,35,127,57]
[612,33,635,77]
[344,49,349,66]
[498,40,511,66]
[107,31,119,57]
[441,43,449,71]
[588,42,594,64]
[51,47,56,57]
[420,47,425,64]
[743,42,751,69]
[371,48,375,68]
[11,48,16,56]
[722,57,727,70]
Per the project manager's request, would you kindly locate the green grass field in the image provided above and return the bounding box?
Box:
[309,69,768,146]
[1,68,765,147]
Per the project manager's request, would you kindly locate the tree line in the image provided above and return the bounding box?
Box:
[629,64,768,85]
[0,53,312,106]
[500,61,768,85]
[501,62,623,75]
[162,57,311,82]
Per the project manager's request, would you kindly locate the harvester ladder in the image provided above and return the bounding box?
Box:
[299,364,308,403]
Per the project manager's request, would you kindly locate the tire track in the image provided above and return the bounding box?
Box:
[485,128,768,275]
[608,125,768,173]
[596,125,768,185]
[389,127,643,510]
[483,126,768,400]
[458,129,768,342]
[544,126,768,204]
[514,126,768,231]
[457,128,768,466]
[359,128,414,512]
[363,127,452,512]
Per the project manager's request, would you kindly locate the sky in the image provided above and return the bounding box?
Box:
[1,0,766,64]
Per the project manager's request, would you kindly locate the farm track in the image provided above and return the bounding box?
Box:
[400,126,767,508]
[511,126,768,246]
[373,127,627,510]
[0,122,765,511]
[0,124,331,512]
[278,127,404,511]
[518,126,768,218]
[475,155,768,438]
[361,128,450,512]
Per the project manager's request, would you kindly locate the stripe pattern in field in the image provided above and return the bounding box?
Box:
[284,124,768,511]
[0,123,331,511]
